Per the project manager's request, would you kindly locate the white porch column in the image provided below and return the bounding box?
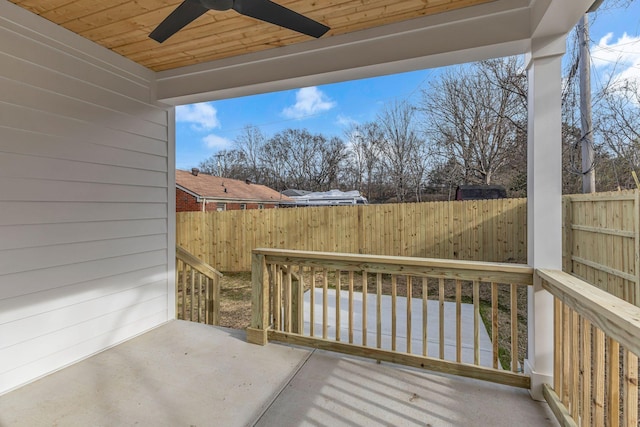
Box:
[525,35,565,401]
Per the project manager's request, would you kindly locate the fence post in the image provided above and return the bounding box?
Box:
[247,252,270,345]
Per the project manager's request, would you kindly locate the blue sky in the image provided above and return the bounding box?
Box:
[176,2,640,170]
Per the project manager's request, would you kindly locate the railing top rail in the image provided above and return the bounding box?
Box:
[253,248,533,284]
[537,269,640,356]
[176,245,223,279]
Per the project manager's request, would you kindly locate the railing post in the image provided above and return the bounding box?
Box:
[247,252,270,345]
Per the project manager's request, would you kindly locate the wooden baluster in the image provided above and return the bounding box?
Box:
[275,266,283,331]
[204,275,211,325]
[406,276,412,354]
[269,264,277,327]
[214,275,221,325]
[593,327,605,427]
[391,275,397,351]
[607,338,620,427]
[457,280,463,363]
[473,280,480,365]
[175,259,180,321]
[189,268,195,321]
[510,283,518,372]
[335,270,341,342]
[349,271,354,344]
[581,318,591,427]
[323,269,329,339]
[197,273,203,323]
[298,266,304,334]
[570,310,579,420]
[623,349,638,427]
[284,267,292,333]
[310,267,315,337]
[554,298,562,395]
[376,273,382,349]
[422,277,428,357]
[439,278,445,360]
[290,265,301,334]
[362,271,367,346]
[181,262,188,320]
[562,303,570,408]
[491,282,499,369]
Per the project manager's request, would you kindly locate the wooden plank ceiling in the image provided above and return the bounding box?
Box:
[10,0,496,71]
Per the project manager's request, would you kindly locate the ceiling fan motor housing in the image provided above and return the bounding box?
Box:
[199,0,234,11]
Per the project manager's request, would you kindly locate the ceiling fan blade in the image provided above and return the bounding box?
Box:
[233,0,329,38]
[150,0,209,43]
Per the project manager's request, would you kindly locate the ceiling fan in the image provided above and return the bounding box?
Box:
[150,0,330,43]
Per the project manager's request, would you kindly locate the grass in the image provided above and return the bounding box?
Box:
[218,272,252,329]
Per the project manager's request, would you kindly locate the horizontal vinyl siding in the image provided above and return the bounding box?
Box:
[0,4,171,394]
[0,202,167,226]
[0,219,167,250]
[0,251,167,301]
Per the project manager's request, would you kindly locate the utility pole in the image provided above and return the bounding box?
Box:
[578,14,596,193]
[215,153,224,177]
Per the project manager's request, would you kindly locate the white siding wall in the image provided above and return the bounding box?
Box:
[0,3,173,394]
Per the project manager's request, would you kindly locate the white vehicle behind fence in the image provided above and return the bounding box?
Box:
[283,189,368,207]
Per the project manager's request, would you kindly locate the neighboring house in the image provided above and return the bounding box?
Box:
[176,169,292,212]
[455,185,507,201]
[283,189,369,206]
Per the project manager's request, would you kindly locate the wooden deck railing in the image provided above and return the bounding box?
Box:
[538,269,640,427]
[176,245,223,325]
[247,249,533,388]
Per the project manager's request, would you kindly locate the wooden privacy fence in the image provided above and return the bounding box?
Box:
[247,248,533,389]
[563,190,640,305]
[176,198,528,272]
[538,269,639,427]
[175,245,223,325]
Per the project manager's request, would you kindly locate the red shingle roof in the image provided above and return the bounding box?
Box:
[176,170,292,203]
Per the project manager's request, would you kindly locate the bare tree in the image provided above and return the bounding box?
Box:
[198,149,247,178]
[421,58,527,186]
[234,125,266,183]
[345,122,385,200]
[377,101,426,202]
[260,129,347,192]
[595,79,640,189]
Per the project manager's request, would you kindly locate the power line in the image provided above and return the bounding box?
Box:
[590,54,640,70]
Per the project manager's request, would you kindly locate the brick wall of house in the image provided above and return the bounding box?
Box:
[176,188,217,212]
[176,188,279,212]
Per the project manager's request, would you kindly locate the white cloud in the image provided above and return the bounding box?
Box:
[282,87,336,119]
[336,114,358,127]
[203,134,232,150]
[591,32,640,87]
[176,102,220,131]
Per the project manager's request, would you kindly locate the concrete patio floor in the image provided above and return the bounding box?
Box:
[0,320,558,427]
